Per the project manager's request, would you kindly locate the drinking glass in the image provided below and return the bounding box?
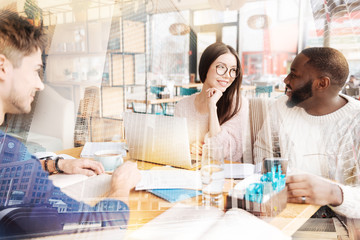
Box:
[201,144,225,208]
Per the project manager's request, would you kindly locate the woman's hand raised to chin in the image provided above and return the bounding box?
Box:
[206,88,222,109]
[206,88,222,137]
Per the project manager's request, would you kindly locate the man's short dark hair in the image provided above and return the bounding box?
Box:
[0,10,46,67]
[301,47,349,88]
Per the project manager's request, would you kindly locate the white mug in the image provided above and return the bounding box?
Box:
[94,149,126,172]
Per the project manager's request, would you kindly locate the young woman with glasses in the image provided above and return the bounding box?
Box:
[175,42,249,162]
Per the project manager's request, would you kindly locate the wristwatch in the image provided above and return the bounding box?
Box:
[54,156,64,173]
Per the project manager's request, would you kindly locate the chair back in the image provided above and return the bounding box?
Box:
[150,86,164,99]
[179,87,199,96]
[241,97,275,164]
[255,85,273,97]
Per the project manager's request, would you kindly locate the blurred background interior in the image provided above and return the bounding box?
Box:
[1,0,360,153]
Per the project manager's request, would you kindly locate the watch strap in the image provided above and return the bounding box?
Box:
[54,156,64,173]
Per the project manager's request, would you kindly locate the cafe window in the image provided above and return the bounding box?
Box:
[237,0,299,82]
[194,9,237,26]
[222,26,237,51]
[303,0,360,75]
[151,11,190,81]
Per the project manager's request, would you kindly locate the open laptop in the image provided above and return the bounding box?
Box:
[123,112,196,169]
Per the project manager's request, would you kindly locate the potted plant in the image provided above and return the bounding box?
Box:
[24,0,42,26]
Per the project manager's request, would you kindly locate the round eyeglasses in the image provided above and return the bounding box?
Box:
[215,64,239,78]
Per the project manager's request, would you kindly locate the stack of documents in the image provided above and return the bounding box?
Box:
[136,169,201,190]
[224,163,255,179]
[136,163,256,203]
[136,169,202,203]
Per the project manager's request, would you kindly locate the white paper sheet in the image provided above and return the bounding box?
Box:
[49,173,90,189]
[128,203,290,240]
[127,203,223,240]
[136,170,201,190]
[200,208,291,240]
[49,173,112,206]
[224,163,255,179]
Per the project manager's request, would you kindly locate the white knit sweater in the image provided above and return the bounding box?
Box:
[254,94,360,218]
[174,93,249,162]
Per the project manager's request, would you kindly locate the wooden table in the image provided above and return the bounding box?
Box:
[174,83,203,95]
[174,83,203,89]
[240,85,256,97]
[127,96,184,114]
[241,85,256,91]
[56,147,320,238]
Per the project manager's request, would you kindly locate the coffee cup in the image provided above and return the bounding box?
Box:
[94,149,126,172]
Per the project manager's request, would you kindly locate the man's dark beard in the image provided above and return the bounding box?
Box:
[286,80,313,108]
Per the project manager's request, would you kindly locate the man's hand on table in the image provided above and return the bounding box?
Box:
[58,158,105,176]
[286,173,343,206]
[107,161,141,203]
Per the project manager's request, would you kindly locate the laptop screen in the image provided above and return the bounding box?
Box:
[123,112,193,169]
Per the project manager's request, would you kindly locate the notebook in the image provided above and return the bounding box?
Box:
[147,189,202,203]
[123,112,195,169]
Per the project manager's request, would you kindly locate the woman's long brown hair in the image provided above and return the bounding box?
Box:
[198,42,242,124]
